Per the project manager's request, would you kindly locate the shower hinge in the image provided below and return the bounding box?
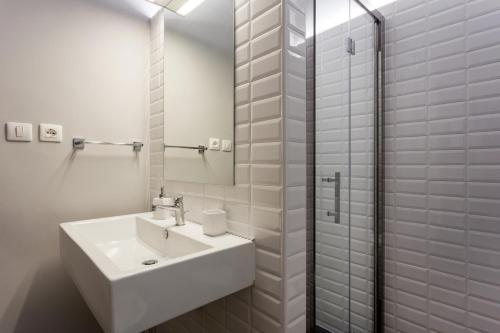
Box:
[321,177,335,182]
[346,37,356,55]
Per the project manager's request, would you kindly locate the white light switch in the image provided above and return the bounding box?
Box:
[209,138,220,151]
[39,123,63,142]
[6,122,32,142]
[222,140,232,152]
[15,126,24,137]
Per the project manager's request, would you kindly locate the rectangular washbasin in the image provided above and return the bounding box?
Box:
[60,213,255,333]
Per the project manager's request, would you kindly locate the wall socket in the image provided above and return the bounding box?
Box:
[39,123,63,142]
[209,138,220,150]
[222,140,232,152]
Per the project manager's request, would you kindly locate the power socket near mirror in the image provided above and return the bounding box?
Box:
[209,138,220,151]
[222,140,232,152]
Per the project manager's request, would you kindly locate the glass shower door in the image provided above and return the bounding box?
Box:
[315,0,351,331]
[348,1,376,332]
[315,1,377,332]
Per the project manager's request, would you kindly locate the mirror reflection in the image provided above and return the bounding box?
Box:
[161,0,234,185]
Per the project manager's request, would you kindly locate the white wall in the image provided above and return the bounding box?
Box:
[382,1,500,332]
[0,0,150,332]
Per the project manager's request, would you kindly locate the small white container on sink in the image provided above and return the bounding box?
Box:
[202,209,227,236]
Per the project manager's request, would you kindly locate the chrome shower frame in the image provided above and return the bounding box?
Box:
[309,0,385,332]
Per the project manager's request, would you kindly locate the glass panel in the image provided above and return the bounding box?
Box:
[349,1,375,332]
[315,0,350,332]
[315,1,376,332]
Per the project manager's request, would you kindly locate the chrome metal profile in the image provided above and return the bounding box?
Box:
[164,144,208,154]
[72,138,143,152]
[322,172,341,224]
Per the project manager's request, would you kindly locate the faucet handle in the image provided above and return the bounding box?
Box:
[163,193,183,207]
[157,192,183,207]
[174,195,183,207]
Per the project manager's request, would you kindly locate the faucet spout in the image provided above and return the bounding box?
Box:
[153,194,185,226]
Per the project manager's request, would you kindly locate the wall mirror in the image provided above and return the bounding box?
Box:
[159,0,234,185]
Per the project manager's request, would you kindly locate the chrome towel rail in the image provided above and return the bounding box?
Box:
[164,144,208,154]
[73,138,143,152]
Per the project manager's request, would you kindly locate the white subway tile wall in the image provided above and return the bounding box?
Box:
[149,0,307,331]
[284,0,308,331]
[382,0,500,332]
[150,12,164,201]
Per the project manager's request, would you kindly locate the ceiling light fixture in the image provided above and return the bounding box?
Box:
[314,0,396,37]
[145,0,206,16]
[176,0,206,16]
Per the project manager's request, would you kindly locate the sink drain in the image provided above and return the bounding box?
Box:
[142,259,158,266]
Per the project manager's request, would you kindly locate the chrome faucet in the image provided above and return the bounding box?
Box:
[154,193,185,226]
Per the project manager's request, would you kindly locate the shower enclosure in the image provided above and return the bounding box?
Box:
[310,0,384,332]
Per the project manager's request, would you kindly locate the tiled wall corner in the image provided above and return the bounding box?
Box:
[247,0,286,330]
[283,0,308,332]
[149,0,307,331]
[149,11,164,203]
[381,1,500,332]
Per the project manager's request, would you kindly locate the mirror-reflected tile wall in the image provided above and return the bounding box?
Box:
[148,0,308,330]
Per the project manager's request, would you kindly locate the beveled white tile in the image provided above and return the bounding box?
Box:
[236,43,250,67]
[252,119,282,142]
[251,27,282,59]
[251,50,282,81]
[251,74,281,101]
[251,0,281,18]
[252,4,281,38]
[252,142,282,163]
[252,186,282,209]
[252,165,282,186]
[235,2,250,27]
[252,96,282,122]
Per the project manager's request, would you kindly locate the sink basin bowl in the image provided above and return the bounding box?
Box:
[60,213,255,333]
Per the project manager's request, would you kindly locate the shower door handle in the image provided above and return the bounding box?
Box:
[322,172,340,223]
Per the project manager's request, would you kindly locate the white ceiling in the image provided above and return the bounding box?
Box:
[163,0,233,54]
[315,0,396,36]
[95,0,161,18]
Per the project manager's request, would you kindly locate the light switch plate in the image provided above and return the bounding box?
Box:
[39,123,63,142]
[6,122,33,142]
[209,138,220,151]
[222,140,232,152]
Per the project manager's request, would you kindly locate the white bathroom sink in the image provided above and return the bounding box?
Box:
[59,213,255,333]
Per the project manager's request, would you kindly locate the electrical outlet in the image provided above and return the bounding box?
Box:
[209,138,220,150]
[39,123,63,142]
[222,140,232,152]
